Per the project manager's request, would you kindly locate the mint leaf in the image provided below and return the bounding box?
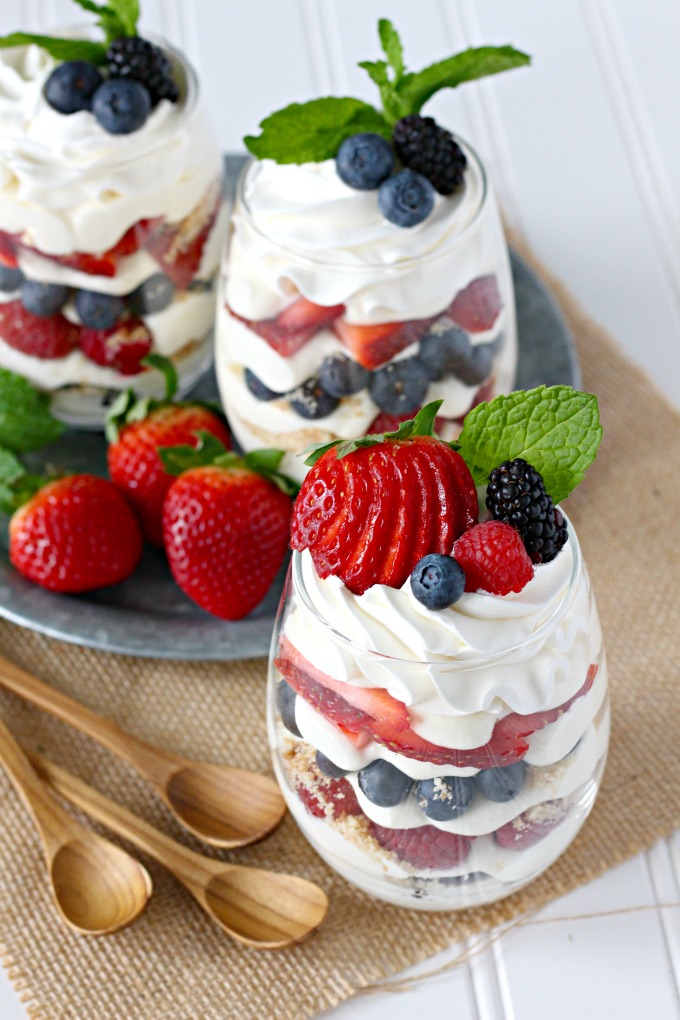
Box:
[0,370,65,453]
[244,98,391,163]
[456,386,602,503]
[0,451,46,515]
[107,0,139,36]
[378,19,404,82]
[358,59,389,89]
[396,45,531,114]
[0,32,107,63]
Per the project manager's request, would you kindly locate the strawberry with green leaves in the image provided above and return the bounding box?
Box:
[106,356,232,546]
[159,435,298,621]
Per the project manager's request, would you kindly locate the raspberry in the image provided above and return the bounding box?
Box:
[106,36,179,107]
[493,798,570,850]
[453,521,534,595]
[296,776,362,820]
[369,822,471,870]
[392,115,467,196]
[486,459,569,564]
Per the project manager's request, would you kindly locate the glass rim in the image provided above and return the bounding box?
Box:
[289,512,584,671]
[0,28,199,170]
[234,134,490,273]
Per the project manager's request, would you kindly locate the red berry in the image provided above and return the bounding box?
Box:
[453,521,534,595]
[332,316,433,370]
[79,318,153,375]
[229,297,345,357]
[296,776,362,820]
[369,822,472,870]
[162,464,292,620]
[291,434,478,595]
[449,275,502,333]
[494,798,570,850]
[9,475,142,593]
[108,404,231,546]
[147,185,220,289]
[0,301,79,358]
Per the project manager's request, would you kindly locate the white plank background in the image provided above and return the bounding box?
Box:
[1,2,679,1017]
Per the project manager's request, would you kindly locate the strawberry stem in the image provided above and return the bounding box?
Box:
[303,398,444,465]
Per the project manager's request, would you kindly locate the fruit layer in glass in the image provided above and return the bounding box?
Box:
[0,38,227,426]
[268,523,608,911]
[217,140,516,480]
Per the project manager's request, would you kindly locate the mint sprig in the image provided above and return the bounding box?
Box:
[453,385,602,504]
[304,400,442,466]
[0,449,48,515]
[158,432,300,498]
[0,369,65,454]
[0,0,140,63]
[244,19,529,163]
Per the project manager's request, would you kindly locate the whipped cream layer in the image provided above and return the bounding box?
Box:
[0,44,222,254]
[224,147,512,325]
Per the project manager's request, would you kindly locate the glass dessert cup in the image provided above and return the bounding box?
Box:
[0,35,228,427]
[268,521,608,911]
[217,139,517,481]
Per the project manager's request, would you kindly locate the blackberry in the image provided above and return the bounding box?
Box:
[106,36,179,107]
[392,115,467,196]
[486,458,568,564]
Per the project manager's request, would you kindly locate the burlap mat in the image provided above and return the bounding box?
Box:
[1,232,679,1020]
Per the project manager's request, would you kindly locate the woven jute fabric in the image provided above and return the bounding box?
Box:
[1,233,679,1020]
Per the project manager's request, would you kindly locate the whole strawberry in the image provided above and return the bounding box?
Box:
[160,437,297,620]
[6,472,142,593]
[291,403,478,595]
[106,356,231,545]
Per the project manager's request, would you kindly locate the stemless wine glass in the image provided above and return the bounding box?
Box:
[216,136,517,481]
[267,519,608,910]
[0,33,227,427]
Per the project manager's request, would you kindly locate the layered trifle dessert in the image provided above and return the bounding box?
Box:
[0,2,226,426]
[217,22,529,480]
[268,387,608,909]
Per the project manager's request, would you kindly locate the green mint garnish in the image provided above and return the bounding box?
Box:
[303,400,442,466]
[0,449,48,515]
[0,0,141,62]
[453,385,602,503]
[244,19,529,163]
[0,369,65,454]
[158,432,300,497]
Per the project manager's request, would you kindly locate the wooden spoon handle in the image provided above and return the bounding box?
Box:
[0,716,71,857]
[0,653,173,780]
[27,749,217,892]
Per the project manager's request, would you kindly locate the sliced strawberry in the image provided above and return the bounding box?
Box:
[369,822,472,870]
[306,453,374,581]
[449,275,502,333]
[0,230,19,269]
[229,297,346,357]
[380,442,422,586]
[147,187,221,289]
[333,316,434,370]
[494,798,570,850]
[0,301,79,358]
[341,447,400,594]
[79,318,153,375]
[290,451,347,550]
[107,217,163,258]
[296,776,362,820]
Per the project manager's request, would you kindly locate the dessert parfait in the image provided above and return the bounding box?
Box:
[268,386,608,909]
[0,0,226,426]
[217,21,530,480]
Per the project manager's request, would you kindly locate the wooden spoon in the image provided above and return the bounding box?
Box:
[0,717,152,935]
[29,750,329,950]
[0,653,285,848]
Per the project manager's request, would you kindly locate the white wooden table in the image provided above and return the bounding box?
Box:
[1,2,679,1017]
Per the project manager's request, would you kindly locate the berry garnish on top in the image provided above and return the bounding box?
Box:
[0,0,179,135]
[486,458,568,563]
[244,20,530,227]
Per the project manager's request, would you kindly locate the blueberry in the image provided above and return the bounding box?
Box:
[416,775,475,821]
[128,273,175,316]
[358,760,413,807]
[21,280,68,318]
[419,321,471,381]
[75,289,125,329]
[410,554,466,610]
[244,368,285,401]
[378,169,435,227]
[318,354,369,397]
[476,762,526,803]
[455,344,493,386]
[0,264,23,293]
[369,357,430,415]
[315,750,349,778]
[275,680,301,737]
[92,79,151,135]
[336,133,395,190]
[44,60,103,115]
[289,377,339,419]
